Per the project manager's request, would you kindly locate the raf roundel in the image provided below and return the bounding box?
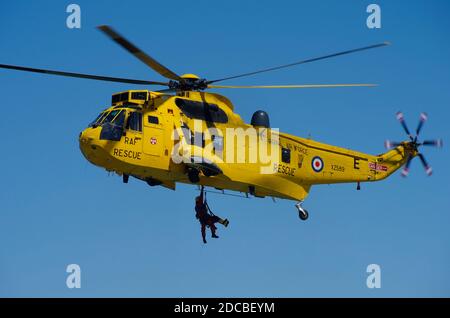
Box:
[311,156,324,172]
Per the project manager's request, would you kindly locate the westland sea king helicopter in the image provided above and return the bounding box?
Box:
[0,26,443,220]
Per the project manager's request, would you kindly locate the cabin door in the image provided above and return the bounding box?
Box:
[143,114,164,157]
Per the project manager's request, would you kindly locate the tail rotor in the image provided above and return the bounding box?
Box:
[385,112,442,177]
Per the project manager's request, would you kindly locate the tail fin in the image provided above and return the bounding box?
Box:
[374,142,411,180]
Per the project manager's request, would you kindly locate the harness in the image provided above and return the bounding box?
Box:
[203,191,216,217]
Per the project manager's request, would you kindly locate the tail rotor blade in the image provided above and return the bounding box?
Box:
[384,140,401,149]
[422,139,443,148]
[396,111,412,139]
[415,112,428,136]
[391,113,440,178]
[417,153,433,176]
[401,155,412,177]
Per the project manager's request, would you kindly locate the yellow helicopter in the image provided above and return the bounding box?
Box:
[0,26,443,220]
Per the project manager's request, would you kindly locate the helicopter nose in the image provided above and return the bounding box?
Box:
[79,128,99,160]
[79,129,95,148]
[79,127,110,169]
[79,130,87,144]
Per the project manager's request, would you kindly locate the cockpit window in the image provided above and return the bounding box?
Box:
[113,110,125,127]
[126,111,142,132]
[98,112,108,123]
[89,111,109,127]
[99,110,125,142]
[91,113,102,124]
[103,110,120,123]
[89,109,127,129]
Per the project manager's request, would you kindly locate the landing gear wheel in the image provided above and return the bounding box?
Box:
[298,209,309,221]
[187,168,200,183]
[295,201,309,221]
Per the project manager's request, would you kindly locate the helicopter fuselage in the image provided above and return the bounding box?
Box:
[1,26,407,202]
[79,89,411,201]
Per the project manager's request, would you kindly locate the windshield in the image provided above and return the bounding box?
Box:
[103,110,121,123]
[89,110,109,127]
[98,110,126,141]
[89,109,127,128]
[112,110,125,127]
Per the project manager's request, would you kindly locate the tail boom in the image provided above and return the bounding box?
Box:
[372,142,413,181]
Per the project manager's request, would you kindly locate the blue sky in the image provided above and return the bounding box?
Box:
[0,0,449,297]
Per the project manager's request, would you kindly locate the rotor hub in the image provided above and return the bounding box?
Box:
[169,77,208,91]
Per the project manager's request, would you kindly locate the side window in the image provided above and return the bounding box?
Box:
[281,147,291,163]
[148,116,159,124]
[127,111,142,132]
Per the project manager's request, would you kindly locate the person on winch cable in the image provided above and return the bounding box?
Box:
[195,186,229,244]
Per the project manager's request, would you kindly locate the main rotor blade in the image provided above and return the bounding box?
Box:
[422,139,443,148]
[207,83,377,89]
[417,153,433,176]
[208,42,390,84]
[97,25,182,82]
[0,63,168,85]
[396,112,413,139]
[415,112,428,136]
